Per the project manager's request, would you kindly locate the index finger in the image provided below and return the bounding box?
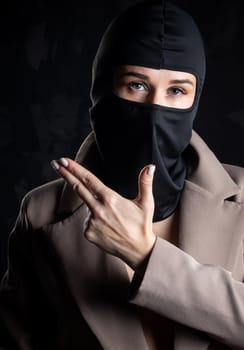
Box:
[58,157,109,201]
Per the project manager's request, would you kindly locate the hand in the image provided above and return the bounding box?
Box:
[50,157,156,271]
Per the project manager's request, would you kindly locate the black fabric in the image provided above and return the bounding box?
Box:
[89,0,206,221]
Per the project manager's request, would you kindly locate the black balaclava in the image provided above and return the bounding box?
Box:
[89,0,206,221]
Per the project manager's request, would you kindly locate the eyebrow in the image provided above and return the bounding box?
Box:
[119,72,150,81]
[119,72,194,86]
[169,79,194,86]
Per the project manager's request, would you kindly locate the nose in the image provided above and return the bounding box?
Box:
[147,90,165,106]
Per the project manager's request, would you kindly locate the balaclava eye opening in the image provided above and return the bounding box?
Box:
[89,0,206,221]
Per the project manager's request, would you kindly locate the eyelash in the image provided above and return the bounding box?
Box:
[128,81,147,91]
[170,87,186,96]
[127,81,186,95]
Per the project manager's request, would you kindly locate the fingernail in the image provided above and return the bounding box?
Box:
[59,157,69,167]
[147,165,156,176]
[50,160,60,171]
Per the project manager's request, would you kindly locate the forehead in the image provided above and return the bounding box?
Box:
[115,65,197,85]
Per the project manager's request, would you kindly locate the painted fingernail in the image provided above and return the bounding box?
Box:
[147,165,156,176]
[59,157,69,167]
[50,160,60,171]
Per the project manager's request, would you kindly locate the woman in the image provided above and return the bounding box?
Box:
[1,1,244,349]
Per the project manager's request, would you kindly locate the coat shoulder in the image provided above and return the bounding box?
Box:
[21,177,65,230]
[223,163,244,202]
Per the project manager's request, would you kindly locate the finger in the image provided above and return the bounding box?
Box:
[83,206,92,232]
[57,157,108,201]
[51,160,98,209]
[136,164,156,211]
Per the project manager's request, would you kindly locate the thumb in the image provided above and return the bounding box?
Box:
[136,164,156,211]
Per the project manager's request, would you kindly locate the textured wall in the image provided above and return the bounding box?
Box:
[1,0,244,277]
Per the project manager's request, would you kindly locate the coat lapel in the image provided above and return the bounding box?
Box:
[42,203,148,350]
[174,131,244,350]
[179,131,244,278]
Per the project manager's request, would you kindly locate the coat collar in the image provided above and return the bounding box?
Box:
[57,132,97,217]
[57,129,240,218]
[185,130,240,199]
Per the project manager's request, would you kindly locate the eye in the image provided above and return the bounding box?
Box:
[168,86,186,96]
[128,81,147,91]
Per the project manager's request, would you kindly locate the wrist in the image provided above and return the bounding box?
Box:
[135,233,156,277]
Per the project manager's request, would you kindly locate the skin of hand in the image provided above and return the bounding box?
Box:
[50,157,157,272]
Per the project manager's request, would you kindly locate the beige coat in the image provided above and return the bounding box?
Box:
[1,130,244,350]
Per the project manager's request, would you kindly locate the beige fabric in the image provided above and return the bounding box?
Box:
[1,130,244,349]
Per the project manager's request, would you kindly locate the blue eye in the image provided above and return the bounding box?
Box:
[128,81,146,91]
[169,87,185,96]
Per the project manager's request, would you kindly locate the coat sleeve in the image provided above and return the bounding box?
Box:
[0,195,54,350]
[128,236,244,349]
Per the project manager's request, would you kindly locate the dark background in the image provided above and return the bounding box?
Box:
[1,0,244,279]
